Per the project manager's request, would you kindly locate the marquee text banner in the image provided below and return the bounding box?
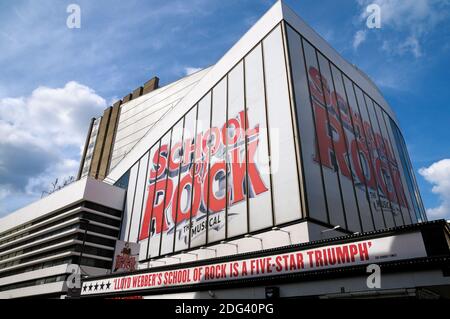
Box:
[81,232,426,296]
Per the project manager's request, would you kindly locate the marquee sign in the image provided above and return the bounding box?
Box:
[81,231,426,296]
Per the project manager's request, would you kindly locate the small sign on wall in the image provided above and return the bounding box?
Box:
[112,240,140,273]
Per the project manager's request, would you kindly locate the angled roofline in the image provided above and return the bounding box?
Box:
[106,1,286,183]
[106,0,398,183]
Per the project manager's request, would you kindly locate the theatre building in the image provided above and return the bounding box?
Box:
[1,1,449,299]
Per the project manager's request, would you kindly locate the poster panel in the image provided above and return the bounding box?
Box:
[286,26,328,223]
[245,44,273,232]
[171,107,200,252]
[372,101,409,226]
[160,120,185,255]
[353,86,388,229]
[363,96,396,228]
[303,39,346,228]
[341,75,381,230]
[144,133,172,258]
[207,77,228,244]
[381,112,414,225]
[263,26,301,225]
[188,96,211,249]
[317,53,361,232]
[226,62,249,238]
[139,146,158,261]
[112,240,140,273]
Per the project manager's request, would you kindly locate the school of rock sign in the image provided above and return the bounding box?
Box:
[308,66,409,212]
[139,110,268,242]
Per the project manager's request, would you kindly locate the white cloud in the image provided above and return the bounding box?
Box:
[353,30,367,50]
[419,158,450,220]
[399,36,422,58]
[381,35,422,58]
[1,81,105,148]
[0,81,106,216]
[184,67,203,76]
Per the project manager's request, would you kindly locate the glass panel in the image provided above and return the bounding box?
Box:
[114,170,130,190]
[190,94,212,248]
[160,120,184,255]
[138,146,157,261]
[393,122,427,222]
[245,44,273,232]
[363,94,396,227]
[317,54,361,232]
[286,26,327,223]
[174,107,201,251]
[120,162,139,241]
[330,64,373,231]
[303,39,346,228]
[342,75,380,230]
[353,86,388,229]
[381,111,415,224]
[226,62,248,237]
[263,26,301,225]
[207,78,227,244]
[128,151,150,243]
[147,133,172,258]
[372,101,409,226]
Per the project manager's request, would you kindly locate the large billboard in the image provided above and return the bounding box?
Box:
[118,26,303,260]
[115,22,426,262]
[138,109,269,251]
[286,24,426,233]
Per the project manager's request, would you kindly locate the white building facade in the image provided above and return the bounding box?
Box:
[77,2,449,300]
[0,178,125,298]
[105,1,427,265]
[1,2,447,299]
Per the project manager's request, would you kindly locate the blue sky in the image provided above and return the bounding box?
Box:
[0,0,449,220]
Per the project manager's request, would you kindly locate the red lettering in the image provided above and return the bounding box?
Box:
[151,144,168,180]
[313,102,351,178]
[168,141,183,172]
[207,161,227,213]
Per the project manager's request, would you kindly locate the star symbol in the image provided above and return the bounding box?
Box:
[89,284,93,291]
[100,282,105,290]
[94,283,99,291]
[83,285,87,292]
[106,281,111,289]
